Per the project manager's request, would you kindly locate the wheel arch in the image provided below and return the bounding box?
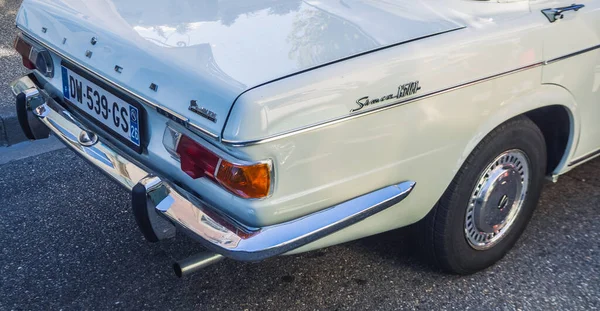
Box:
[458,84,579,179]
[525,105,573,176]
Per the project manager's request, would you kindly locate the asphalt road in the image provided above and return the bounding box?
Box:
[0,142,599,310]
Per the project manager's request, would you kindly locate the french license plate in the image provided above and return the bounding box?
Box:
[61,65,142,151]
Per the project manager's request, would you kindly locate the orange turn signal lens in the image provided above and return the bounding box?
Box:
[216,160,271,199]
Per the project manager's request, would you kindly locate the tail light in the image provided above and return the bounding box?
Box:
[216,160,271,199]
[177,135,220,180]
[14,35,54,78]
[163,127,272,199]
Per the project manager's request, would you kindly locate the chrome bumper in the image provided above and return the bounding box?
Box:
[12,74,415,261]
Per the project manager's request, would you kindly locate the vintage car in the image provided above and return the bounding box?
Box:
[10,0,600,277]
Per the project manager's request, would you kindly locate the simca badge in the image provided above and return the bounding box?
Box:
[352,81,421,112]
[189,100,217,123]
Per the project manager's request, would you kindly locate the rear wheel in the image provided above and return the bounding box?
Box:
[420,116,547,274]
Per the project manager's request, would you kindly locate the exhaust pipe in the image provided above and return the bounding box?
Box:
[173,252,224,277]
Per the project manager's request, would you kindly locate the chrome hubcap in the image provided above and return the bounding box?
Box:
[465,150,530,250]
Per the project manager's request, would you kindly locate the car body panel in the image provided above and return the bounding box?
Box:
[216,3,549,227]
[223,7,541,143]
[532,0,600,160]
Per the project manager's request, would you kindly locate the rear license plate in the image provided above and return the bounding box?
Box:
[61,65,142,152]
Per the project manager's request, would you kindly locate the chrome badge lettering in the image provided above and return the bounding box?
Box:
[351,81,421,113]
[189,100,217,123]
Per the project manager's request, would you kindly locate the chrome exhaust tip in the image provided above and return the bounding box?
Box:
[173,252,224,278]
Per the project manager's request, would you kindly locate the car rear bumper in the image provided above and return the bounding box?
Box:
[11,74,416,261]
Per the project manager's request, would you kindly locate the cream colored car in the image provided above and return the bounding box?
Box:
[11,0,600,276]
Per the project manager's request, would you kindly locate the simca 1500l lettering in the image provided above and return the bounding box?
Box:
[352,81,421,112]
[10,0,600,276]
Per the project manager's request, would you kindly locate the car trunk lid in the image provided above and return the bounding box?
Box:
[16,0,464,138]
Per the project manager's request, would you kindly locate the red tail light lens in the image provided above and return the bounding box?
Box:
[14,37,36,69]
[176,135,220,180]
[170,129,272,199]
[13,35,54,77]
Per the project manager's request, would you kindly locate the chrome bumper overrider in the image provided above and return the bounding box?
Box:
[12,74,415,261]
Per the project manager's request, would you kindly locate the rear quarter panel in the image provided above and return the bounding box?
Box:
[220,7,582,250]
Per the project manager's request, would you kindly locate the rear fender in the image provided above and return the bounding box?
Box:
[459,84,578,177]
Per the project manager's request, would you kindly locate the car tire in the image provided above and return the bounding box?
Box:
[419,115,547,274]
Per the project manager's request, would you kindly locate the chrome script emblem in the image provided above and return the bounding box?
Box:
[351,81,421,113]
[189,100,217,123]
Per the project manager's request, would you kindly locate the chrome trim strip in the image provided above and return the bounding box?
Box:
[568,147,600,167]
[223,42,600,147]
[545,44,600,65]
[14,74,416,261]
[222,62,545,147]
[16,27,220,140]
[187,122,218,139]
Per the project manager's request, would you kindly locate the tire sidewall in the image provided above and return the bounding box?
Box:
[444,118,547,272]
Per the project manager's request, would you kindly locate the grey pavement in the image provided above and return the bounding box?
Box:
[0,140,599,310]
[0,0,28,146]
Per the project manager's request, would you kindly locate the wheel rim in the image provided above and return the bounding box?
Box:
[464,149,530,250]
